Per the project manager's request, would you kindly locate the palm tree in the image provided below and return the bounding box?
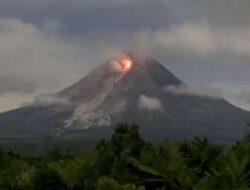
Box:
[196,150,250,190]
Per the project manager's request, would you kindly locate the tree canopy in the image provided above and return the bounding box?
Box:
[1,123,250,190]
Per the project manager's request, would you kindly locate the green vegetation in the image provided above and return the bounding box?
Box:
[1,123,250,189]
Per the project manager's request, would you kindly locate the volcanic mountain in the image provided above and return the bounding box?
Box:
[0,53,249,146]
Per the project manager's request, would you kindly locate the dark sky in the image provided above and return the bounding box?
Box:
[0,0,250,111]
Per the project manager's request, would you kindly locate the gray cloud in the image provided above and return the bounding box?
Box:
[0,75,36,94]
[0,92,37,113]
[209,83,250,111]
[138,95,164,112]
[0,0,173,33]
[0,0,151,8]
[0,18,113,112]
[0,18,113,92]
[165,84,221,98]
[233,90,250,111]
[33,94,70,106]
[1,0,249,31]
[165,84,250,111]
[133,20,250,59]
[191,0,250,26]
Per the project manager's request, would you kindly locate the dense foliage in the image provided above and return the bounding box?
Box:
[1,123,250,190]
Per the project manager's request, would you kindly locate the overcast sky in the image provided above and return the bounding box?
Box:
[0,0,250,112]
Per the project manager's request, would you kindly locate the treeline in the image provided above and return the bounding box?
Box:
[1,124,250,189]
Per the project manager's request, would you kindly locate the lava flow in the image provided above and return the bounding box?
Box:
[115,58,133,83]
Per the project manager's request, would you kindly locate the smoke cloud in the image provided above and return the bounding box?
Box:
[0,75,36,94]
[134,20,250,59]
[33,94,70,106]
[138,95,164,112]
[231,90,250,111]
[0,18,116,112]
[0,92,38,113]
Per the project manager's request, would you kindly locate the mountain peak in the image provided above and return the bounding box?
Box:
[58,53,182,102]
[110,52,183,88]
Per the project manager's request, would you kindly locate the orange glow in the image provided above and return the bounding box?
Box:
[120,58,133,72]
[114,58,133,83]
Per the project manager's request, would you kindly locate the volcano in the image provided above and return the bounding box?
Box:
[0,53,249,148]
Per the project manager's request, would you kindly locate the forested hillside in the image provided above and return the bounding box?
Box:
[1,124,250,190]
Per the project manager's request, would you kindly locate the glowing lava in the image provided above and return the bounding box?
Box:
[115,58,133,83]
[120,59,133,72]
